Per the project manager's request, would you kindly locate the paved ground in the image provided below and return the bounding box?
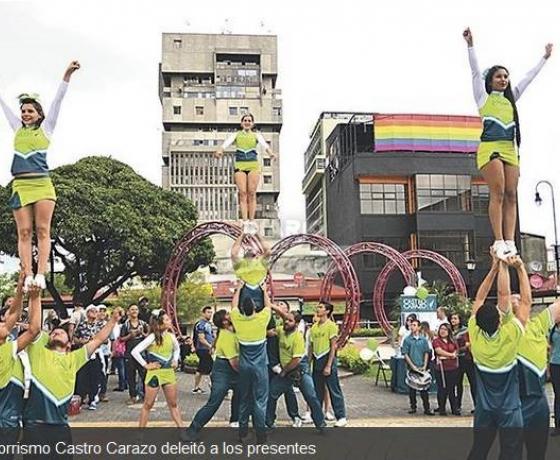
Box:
[70,340,556,427]
[71,370,558,428]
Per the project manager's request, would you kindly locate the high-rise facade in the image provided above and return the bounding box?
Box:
[160,33,282,237]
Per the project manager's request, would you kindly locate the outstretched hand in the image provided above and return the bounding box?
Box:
[463,27,473,47]
[506,255,524,269]
[544,43,553,60]
[63,61,80,82]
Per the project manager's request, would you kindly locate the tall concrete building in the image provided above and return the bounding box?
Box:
[159,33,282,238]
[302,112,368,235]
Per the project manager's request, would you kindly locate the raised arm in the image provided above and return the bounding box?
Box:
[255,232,271,258]
[263,289,290,321]
[0,91,20,131]
[496,261,511,313]
[471,253,499,316]
[508,256,531,326]
[86,308,123,357]
[232,282,242,311]
[0,272,25,341]
[231,233,244,265]
[463,28,487,109]
[16,285,42,352]
[43,61,79,135]
[513,44,552,101]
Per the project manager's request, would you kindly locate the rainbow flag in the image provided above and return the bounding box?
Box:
[374,114,482,153]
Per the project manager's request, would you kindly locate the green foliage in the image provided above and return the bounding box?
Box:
[52,273,73,296]
[0,273,17,303]
[184,353,200,367]
[427,281,472,321]
[350,327,385,338]
[117,271,214,324]
[337,344,369,374]
[0,156,214,307]
[176,271,215,324]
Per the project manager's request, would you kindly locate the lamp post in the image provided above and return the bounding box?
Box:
[534,180,559,292]
[466,259,477,299]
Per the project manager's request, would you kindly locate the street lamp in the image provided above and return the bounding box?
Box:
[534,181,559,293]
[466,259,476,299]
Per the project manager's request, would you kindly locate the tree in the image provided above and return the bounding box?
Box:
[427,280,472,321]
[0,156,214,310]
[0,272,18,305]
[117,271,214,325]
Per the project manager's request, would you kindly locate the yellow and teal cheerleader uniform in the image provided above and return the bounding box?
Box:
[220,130,269,174]
[0,82,69,209]
[131,331,180,387]
[467,46,546,169]
[0,340,25,427]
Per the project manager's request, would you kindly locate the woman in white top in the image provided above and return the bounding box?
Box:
[463,28,552,260]
[214,114,276,234]
[131,310,182,428]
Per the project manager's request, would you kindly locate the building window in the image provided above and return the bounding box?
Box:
[359,183,407,215]
[263,175,272,184]
[173,38,182,48]
[416,174,471,212]
[362,237,409,268]
[229,107,238,116]
[273,107,282,117]
[263,158,271,167]
[264,227,273,237]
[173,105,181,115]
[418,231,474,266]
[474,234,494,263]
[472,184,489,215]
[195,106,204,116]
[240,106,249,115]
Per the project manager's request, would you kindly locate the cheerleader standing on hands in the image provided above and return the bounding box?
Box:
[0,61,80,290]
[214,114,276,235]
[463,28,552,260]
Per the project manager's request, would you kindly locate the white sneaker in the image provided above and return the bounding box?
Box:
[492,240,508,261]
[33,274,46,289]
[505,240,518,257]
[325,411,335,421]
[242,220,251,234]
[271,364,282,375]
[229,421,239,428]
[334,417,348,427]
[292,417,303,428]
[23,275,34,293]
[301,412,313,424]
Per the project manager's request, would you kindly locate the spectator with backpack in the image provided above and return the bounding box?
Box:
[192,306,214,394]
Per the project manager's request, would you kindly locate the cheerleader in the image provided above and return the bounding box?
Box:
[214,114,276,234]
[0,61,80,290]
[463,28,552,260]
[131,310,183,427]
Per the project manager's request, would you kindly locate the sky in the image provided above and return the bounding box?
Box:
[0,0,559,271]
